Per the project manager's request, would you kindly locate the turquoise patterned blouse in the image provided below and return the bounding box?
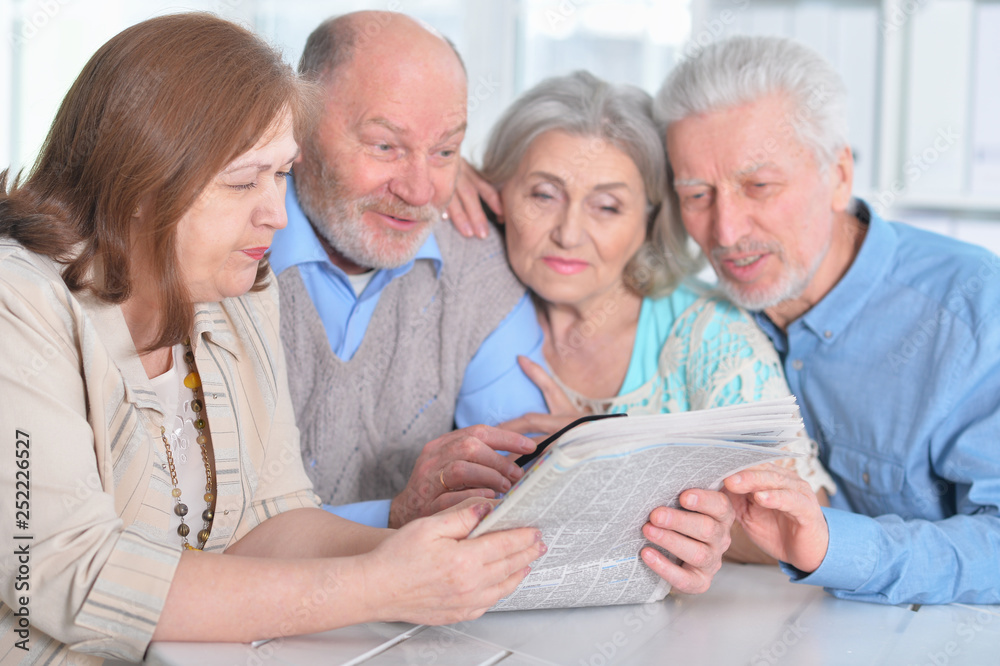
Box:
[550,282,834,493]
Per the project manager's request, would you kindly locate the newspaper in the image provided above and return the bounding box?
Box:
[470,397,804,611]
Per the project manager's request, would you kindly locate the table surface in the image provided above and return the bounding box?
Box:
[147,563,1000,665]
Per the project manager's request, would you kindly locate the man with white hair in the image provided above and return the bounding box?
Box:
[656,36,1000,604]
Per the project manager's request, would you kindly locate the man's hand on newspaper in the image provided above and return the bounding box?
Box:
[444,158,502,239]
[388,425,537,528]
[640,489,735,594]
[723,463,830,573]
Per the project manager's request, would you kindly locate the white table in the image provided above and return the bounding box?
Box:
[147,564,1000,665]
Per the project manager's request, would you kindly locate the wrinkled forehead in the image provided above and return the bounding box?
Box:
[327,52,466,137]
[667,96,816,179]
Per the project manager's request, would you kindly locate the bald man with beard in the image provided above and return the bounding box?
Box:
[269,12,547,530]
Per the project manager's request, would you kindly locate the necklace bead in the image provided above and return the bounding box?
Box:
[160,337,215,551]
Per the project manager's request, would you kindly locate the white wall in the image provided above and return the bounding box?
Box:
[3,0,998,256]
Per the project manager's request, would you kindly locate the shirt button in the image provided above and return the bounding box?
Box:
[862,472,870,485]
[792,359,804,371]
[824,330,833,339]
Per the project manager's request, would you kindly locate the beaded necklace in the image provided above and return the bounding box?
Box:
[159,336,215,550]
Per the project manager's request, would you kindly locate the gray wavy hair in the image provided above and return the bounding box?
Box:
[655,35,849,167]
[481,70,702,297]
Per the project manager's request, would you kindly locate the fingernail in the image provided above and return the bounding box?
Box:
[731,474,742,484]
[641,549,657,563]
[474,502,492,518]
[756,491,769,501]
[538,542,548,555]
[501,478,511,492]
[534,530,543,542]
[460,225,472,237]
[683,493,698,508]
[478,228,488,239]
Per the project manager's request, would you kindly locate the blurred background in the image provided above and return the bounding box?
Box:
[3,0,999,253]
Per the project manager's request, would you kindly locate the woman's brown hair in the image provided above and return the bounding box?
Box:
[0,12,317,350]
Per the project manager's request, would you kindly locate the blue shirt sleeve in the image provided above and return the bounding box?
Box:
[781,507,1000,605]
[779,310,1000,605]
[454,293,548,428]
[322,500,391,528]
[762,209,1000,605]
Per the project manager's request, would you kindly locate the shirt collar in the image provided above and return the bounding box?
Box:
[794,198,897,342]
[270,177,444,282]
[192,300,241,359]
[78,293,240,415]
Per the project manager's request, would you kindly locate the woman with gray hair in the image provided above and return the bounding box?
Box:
[462,70,834,564]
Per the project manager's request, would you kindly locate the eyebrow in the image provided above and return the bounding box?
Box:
[673,178,708,188]
[364,117,467,142]
[674,162,779,188]
[735,161,777,178]
[224,148,300,174]
[529,171,631,192]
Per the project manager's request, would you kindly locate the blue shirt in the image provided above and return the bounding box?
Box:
[270,181,547,528]
[754,201,1000,605]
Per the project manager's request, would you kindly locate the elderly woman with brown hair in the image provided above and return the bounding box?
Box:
[0,14,542,664]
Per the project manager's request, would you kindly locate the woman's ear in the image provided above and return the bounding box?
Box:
[483,196,503,226]
[646,201,661,232]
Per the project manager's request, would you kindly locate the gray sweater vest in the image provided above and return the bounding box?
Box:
[278,224,526,505]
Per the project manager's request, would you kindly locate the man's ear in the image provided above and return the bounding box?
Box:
[830,144,854,213]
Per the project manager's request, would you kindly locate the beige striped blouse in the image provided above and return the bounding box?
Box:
[0,240,320,664]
